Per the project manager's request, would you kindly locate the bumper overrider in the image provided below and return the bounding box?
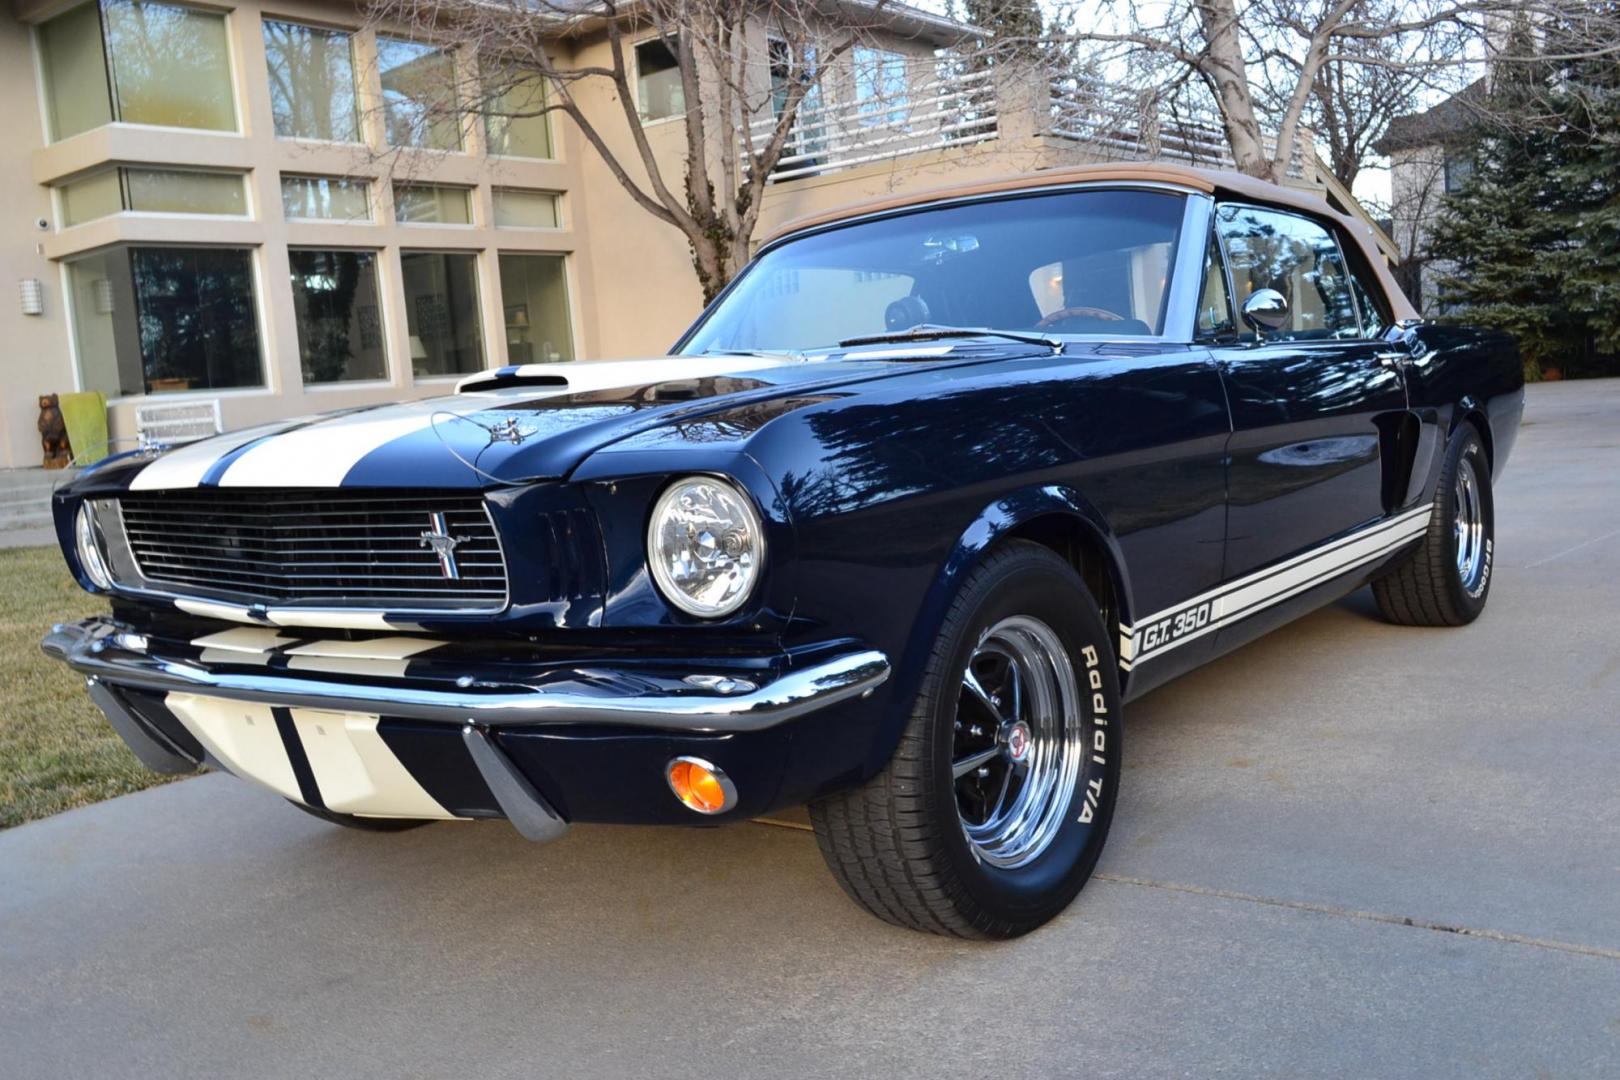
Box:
[42,617,890,839]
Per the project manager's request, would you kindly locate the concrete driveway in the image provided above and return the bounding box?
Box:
[3,380,1618,1079]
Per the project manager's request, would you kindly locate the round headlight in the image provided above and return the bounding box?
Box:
[647,476,764,618]
[74,503,113,590]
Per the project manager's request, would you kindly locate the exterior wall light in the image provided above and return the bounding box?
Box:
[20,278,44,316]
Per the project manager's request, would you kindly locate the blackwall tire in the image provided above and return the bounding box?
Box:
[808,541,1121,938]
[1373,423,1495,627]
[287,801,434,832]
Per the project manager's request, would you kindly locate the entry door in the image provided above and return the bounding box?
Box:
[1210,203,1409,581]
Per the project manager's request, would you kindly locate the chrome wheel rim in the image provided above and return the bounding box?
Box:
[1454,456,1485,589]
[952,615,1084,869]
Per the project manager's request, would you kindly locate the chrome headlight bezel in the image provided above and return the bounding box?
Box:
[74,501,113,590]
[645,475,765,619]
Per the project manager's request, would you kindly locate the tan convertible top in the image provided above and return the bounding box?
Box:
[763,162,1419,323]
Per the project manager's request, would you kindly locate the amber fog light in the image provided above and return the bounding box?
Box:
[666,757,737,815]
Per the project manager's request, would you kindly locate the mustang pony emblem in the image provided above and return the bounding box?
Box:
[419,511,465,580]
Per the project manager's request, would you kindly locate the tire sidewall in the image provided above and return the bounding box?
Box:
[922,549,1121,928]
[1443,428,1495,617]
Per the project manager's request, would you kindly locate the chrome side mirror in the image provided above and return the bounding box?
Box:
[1241,288,1290,333]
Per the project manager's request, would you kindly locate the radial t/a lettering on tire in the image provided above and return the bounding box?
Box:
[1373,422,1494,627]
[809,541,1122,938]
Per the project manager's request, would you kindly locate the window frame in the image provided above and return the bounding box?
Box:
[55,166,253,227]
[376,35,464,152]
[1213,200,1370,344]
[391,182,476,227]
[261,17,362,145]
[633,34,685,125]
[287,246,392,388]
[280,174,374,223]
[398,248,488,381]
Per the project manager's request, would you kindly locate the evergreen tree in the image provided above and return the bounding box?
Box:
[1428,12,1620,377]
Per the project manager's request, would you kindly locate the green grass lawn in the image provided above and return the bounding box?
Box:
[0,545,182,829]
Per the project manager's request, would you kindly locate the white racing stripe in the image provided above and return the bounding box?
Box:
[128,418,307,491]
[166,693,303,801]
[285,635,444,678]
[1119,505,1432,671]
[289,710,457,819]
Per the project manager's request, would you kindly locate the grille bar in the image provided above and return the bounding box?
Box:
[116,489,509,612]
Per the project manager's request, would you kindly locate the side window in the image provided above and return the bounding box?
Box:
[1348,264,1390,339]
[1216,204,1359,341]
[1195,231,1234,337]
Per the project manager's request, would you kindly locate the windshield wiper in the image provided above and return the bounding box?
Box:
[838,324,1063,354]
[699,347,806,360]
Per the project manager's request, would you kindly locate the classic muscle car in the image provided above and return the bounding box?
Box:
[43,163,1523,937]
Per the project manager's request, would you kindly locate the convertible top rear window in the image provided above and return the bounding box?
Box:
[683,189,1186,354]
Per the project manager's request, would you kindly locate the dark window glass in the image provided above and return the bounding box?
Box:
[71,247,266,395]
[1216,204,1359,341]
[1349,270,1389,338]
[682,189,1184,353]
[1196,230,1234,337]
[636,37,684,121]
[400,251,484,376]
[289,250,387,384]
[1443,154,1473,193]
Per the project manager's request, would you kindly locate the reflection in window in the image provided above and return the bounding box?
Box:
[264,20,359,142]
[1216,204,1360,341]
[394,184,472,225]
[400,252,483,375]
[67,246,263,397]
[282,176,371,221]
[498,254,573,363]
[492,190,559,228]
[289,250,387,383]
[854,47,907,126]
[378,38,462,150]
[1196,232,1235,336]
[484,68,553,158]
[636,37,684,121]
[39,0,235,138]
[59,168,246,225]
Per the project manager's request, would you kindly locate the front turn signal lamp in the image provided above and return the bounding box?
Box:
[666,757,737,815]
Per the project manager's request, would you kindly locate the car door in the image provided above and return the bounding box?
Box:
[1205,202,1410,593]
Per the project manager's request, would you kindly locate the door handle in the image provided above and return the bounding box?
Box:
[1376,351,1410,369]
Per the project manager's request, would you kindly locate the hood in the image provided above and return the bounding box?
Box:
[109,353,1004,492]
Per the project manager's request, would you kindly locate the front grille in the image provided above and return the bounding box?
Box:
[116,489,507,612]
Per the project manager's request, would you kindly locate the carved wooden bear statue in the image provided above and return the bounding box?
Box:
[38,394,72,469]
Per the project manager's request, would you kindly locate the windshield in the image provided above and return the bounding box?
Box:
[682,188,1186,355]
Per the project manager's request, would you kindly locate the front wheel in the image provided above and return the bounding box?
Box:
[1373,423,1494,626]
[809,541,1121,938]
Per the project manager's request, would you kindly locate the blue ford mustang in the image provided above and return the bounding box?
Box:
[43,164,1523,937]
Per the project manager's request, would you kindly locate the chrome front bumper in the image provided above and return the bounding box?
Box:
[41,617,891,734]
[42,617,891,841]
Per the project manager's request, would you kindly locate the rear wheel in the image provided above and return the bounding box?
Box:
[1373,423,1494,626]
[809,542,1121,938]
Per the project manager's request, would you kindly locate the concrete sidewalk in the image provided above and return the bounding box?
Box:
[3,379,1618,1078]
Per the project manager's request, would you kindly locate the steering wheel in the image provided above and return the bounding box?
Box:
[1034,306,1127,330]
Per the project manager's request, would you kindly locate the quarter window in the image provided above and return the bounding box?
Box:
[288,250,387,384]
[1195,231,1235,337]
[1215,204,1359,341]
[263,20,359,143]
[67,246,264,397]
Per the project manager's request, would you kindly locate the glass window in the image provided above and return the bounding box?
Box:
[854,47,907,126]
[492,190,559,229]
[288,250,387,383]
[498,254,573,363]
[102,0,235,131]
[60,170,124,227]
[1349,268,1389,338]
[1443,153,1473,194]
[1195,231,1235,337]
[123,169,246,215]
[394,184,472,225]
[263,20,358,142]
[1215,204,1359,341]
[636,37,684,121]
[38,3,114,141]
[378,38,462,150]
[67,246,263,397]
[682,189,1185,354]
[281,176,371,221]
[484,68,552,158]
[400,252,483,375]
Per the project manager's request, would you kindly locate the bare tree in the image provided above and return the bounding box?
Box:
[1046,0,1620,183]
[361,0,930,302]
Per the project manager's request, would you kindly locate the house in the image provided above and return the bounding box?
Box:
[0,0,1393,469]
